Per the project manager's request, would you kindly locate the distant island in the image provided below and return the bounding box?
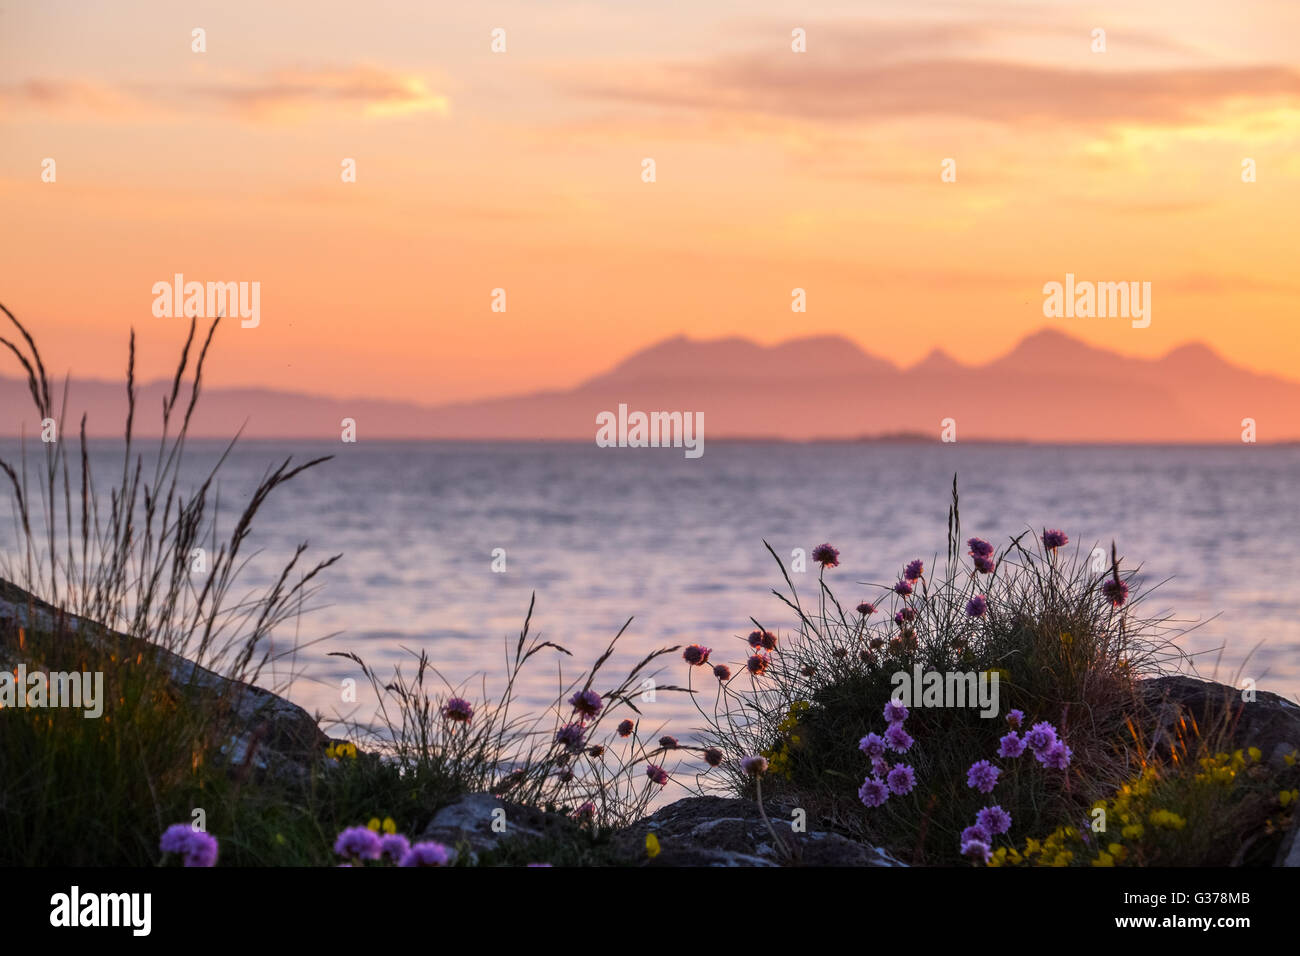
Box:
[4,328,1298,443]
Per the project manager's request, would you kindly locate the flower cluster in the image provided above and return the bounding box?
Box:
[856,700,917,808]
[334,822,452,867]
[959,714,1071,861]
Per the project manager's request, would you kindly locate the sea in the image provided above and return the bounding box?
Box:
[2,440,1297,748]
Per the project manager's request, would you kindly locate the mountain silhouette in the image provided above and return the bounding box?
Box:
[1,329,1295,442]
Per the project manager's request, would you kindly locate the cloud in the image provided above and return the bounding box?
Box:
[555,37,1300,129]
[0,66,450,124]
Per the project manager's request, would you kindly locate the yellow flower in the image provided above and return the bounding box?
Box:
[1092,852,1114,867]
[1149,809,1186,830]
[1285,750,1297,767]
[645,833,661,859]
[1280,789,1299,808]
[275,833,286,845]
[1108,843,1127,860]
[1248,746,1262,763]
[367,817,382,832]
[382,817,397,834]
[1121,824,1144,840]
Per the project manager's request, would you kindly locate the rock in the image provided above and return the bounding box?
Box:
[617,795,906,867]
[0,577,328,780]
[1137,675,1300,768]
[418,792,550,863]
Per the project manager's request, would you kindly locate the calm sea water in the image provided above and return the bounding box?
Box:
[4,441,1298,742]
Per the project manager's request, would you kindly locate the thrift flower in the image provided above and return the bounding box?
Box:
[886,765,916,795]
[966,760,1000,794]
[379,834,411,862]
[858,732,886,759]
[858,777,889,808]
[1102,577,1129,607]
[1025,721,1059,754]
[811,544,840,568]
[883,700,909,723]
[1042,529,1069,550]
[884,721,914,754]
[334,826,382,861]
[740,755,769,776]
[968,538,994,558]
[904,560,925,582]
[713,664,732,681]
[1006,709,1024,729]
[976,805,1012,835]
[399,841,453,867]
[646,764,670,785]
[441,697,474,723]
[617,719,634,737]
[683,644,711,666]
[569,689,603,719]
[966,595,987,617]
[998,732,1027,758]
[856,602,877,616]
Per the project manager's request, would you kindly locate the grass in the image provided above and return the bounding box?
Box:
[687,478,1229,865]
[0,304,688,865]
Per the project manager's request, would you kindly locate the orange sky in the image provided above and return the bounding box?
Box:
[2,0,1298,405]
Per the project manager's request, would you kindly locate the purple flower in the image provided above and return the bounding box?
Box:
[658,735,679,750]
[333,826,382,861]
[883,700,909,723]
[1006,709,1025,729]
[894,607,916,623]
[856,601,877,616]
[159,824,219,867]
[886,764,916,795]
[884,721,914,754]
[904,559,925,582]
[683,644,712,666]
[893,580,913,597]
[966,759,1000,794]
[871,757,890,778]
[858,777,889,808]
[399,841,453,867]
[379,834,411,862]
[998,732,1027,758]
[747,654,770,676]
[965,595,987,617]
[740,755,768,776]
[747,629,778,651]
[712,664,732,681]
[646,763,670,785]
[973,555,996,574]
[811,544,840,568]
[1041,740,1073,770]
[976,805,1012,835]
[1025,721,1059,754]
[704,747,724,767]
[968,538,994,558]
[858,732,887,759]
[1042,529,1069,550]
[961,839,991,864]
[555,722,586,750]
[961,823,992,844]
[569,689,603,719]
[441,697,474,722]
[1102,577,1129,607]
[617,719,634,737]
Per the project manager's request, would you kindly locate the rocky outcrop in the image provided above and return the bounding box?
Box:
[1137,674,1300,768]
[0,578,327,779]
[618,795,906,867]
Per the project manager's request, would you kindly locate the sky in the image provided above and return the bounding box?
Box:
[2,0,1298,405]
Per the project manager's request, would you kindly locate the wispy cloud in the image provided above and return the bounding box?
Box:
[552,20,1300,130]
[0,65,450,123]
